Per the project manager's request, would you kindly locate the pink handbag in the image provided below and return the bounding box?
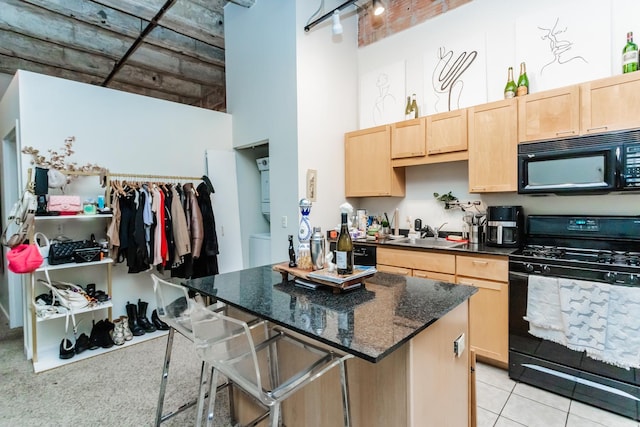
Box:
[7,243,43,273]
[47,195,82,214]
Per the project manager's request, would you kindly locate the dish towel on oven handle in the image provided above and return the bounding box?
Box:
[602,284,640,370]
[524,275,566,345]
[557,278,610,359]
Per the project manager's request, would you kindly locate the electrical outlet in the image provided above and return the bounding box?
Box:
[281,216,287,228]
[453,333,465,357]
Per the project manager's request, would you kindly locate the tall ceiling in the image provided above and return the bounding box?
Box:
[0,0,255,112]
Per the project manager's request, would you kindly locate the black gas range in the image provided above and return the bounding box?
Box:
[509,215,640,421]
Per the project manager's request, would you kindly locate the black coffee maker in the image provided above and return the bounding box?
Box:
[486,206,523,247]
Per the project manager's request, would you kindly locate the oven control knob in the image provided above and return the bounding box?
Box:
[605,272,618,283]
[525,263,534,273]
[542,265,551,275]
[628,274,639,285]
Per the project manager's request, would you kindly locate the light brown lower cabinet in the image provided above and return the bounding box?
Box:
[456,254,509,367]
[230,301,471,426]
[377,247,456,280]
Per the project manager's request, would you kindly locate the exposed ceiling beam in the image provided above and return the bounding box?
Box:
[91,0,225,48]
[102,0,178,85]
[19,0,224,66]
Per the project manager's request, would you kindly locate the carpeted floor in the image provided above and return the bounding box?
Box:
[0,314,232,427]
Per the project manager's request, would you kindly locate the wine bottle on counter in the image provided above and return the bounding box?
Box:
[410,93,419,118]
[623,32,639,73]
[336,212,354,275]
[504,67,516,99]
[516,62,529,96]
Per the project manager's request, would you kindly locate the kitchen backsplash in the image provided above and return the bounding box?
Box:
[353,161,640,233]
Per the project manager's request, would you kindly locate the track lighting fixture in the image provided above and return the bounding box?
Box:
[304,0,386,33]
[332,10,343,35]
[372,0,385,16]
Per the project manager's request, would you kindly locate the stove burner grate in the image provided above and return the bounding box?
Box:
[597,251,640,266]
[521,245,566,259]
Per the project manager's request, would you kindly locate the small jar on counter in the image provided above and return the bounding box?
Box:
[310,227,325,270]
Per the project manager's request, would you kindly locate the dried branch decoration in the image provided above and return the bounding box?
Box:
[21,136,105,173]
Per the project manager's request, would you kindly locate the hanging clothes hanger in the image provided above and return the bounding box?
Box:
[201,175,215,193]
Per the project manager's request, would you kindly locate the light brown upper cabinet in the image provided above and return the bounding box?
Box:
[518,85,580,142]
[468,98,518,193]
[391,118,426,159]
[581,72,640,135]
[426,108,468,154]
[519,73,640,143]
[392,109,469,167]
[345,125,405,197]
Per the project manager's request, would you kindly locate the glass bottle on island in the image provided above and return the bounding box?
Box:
[336,212,354,275]
[516,62,529,96]
[623,31,639,73]
[504,67,516,99]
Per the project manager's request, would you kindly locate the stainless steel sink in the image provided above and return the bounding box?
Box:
[383,237,467,249]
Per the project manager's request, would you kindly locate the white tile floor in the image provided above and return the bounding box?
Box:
[476,363,640,427]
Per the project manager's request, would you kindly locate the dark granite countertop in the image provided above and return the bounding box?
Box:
[184,266,477,363]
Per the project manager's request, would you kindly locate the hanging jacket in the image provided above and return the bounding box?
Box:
[170,186,190,263]
[183,182,204,259]
[193,181,219,277]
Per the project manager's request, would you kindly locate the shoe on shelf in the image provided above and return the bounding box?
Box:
[75,333,90,354]
[59,338,74,359]
[119,316,133,341]
[137,299,157,333]
[110,318,125,346]
[151,309,170,331]
[126,301,146,336]
[88,320,102,350]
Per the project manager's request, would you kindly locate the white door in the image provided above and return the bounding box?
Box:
[205,149,243,273]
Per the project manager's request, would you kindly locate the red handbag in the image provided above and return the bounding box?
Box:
[7,243,43,273]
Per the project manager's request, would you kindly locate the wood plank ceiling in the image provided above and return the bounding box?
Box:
[0,0,255,111]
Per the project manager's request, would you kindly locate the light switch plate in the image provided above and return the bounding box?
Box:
[454,333,465,357]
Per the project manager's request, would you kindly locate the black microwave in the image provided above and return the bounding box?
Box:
[518,129,640,194]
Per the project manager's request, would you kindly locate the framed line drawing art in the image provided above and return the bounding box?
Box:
[423,34,487,115]
[515,0,611,92]
[359,61,406,128]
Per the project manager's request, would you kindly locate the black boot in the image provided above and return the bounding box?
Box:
[137,299,157,333]
[152,309,170,331]
[126,301,145,336]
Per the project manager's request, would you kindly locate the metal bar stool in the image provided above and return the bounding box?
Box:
[151,274,231,426]
[191,304,353,427]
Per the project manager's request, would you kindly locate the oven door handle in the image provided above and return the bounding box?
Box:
[509,271,530,281]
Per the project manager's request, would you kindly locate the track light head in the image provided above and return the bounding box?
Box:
[332,10,343,35]
[373,0,385,16]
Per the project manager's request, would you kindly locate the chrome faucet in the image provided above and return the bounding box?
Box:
[431,222,448,240]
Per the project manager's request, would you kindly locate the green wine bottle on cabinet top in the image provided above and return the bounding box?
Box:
[336,212,353,275]
[504,67,516,99]
[410,94,419,119]
[405,96,412,120]
[516,62,529,96]
[623,32,639,73]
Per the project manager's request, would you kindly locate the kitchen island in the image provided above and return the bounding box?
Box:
[185,265,477,426]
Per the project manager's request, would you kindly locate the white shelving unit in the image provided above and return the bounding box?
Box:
[28,213,169,373]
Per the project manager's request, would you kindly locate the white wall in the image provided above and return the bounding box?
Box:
[3,70,234,354]
[355,0,640,232]
[225,1,300,263]
[0,75,22,327]
[295,1,360,234]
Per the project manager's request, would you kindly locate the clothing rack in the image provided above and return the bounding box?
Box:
[108,172,202,181]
